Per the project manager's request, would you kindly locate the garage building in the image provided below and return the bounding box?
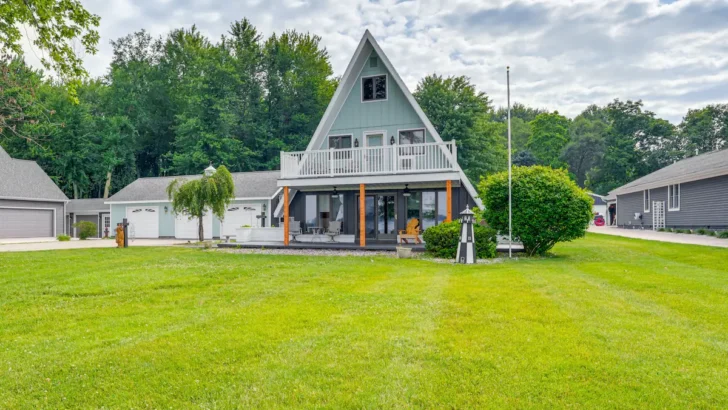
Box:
[0,146,69,239]
[106,168,281,239]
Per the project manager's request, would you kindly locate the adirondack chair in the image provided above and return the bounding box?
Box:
[398,218,421,244]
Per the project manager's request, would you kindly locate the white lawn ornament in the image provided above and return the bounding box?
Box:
[456,205,476,264]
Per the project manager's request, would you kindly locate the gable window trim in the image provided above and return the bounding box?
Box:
[667,184,680,211]
[643,190,650,213]
[361,74,388,103]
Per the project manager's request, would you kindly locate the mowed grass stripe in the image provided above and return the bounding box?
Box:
[1,236,727,408]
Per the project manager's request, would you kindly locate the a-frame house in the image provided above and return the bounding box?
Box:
[277,30,481,246]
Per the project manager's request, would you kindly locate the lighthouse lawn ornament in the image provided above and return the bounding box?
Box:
[456,205,476,264]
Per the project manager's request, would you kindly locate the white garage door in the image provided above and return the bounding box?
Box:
[0,208,54,239]
[175,212,213,239]
[221,204,262,237]
[126,206,159,238]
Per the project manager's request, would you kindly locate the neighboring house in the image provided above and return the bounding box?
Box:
[588,193,607,222]
[106,169,280,239]
[0,146,68,239]
[275,31,481,246]
[66,199,111,238]
[609,148,728,230]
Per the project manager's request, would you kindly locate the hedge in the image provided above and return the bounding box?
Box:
[422,221,497,259]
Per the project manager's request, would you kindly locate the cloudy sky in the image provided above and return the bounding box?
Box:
[22,0,728,123]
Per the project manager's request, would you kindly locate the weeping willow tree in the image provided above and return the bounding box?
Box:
[166,165,235,241]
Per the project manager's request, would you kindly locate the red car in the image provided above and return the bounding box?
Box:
[594,214,605,226]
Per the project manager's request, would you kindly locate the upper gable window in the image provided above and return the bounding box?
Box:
[362,75,387,102]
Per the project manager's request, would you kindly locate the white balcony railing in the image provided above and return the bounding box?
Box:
[280,141,458,179]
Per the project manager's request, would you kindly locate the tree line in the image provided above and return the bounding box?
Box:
[2,19,727,198]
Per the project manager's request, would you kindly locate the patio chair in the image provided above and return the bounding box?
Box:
[289,220,303,242]
[398,218,422,244]
[325,221,342,242]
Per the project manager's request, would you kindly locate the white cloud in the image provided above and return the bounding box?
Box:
[22,0,728,123]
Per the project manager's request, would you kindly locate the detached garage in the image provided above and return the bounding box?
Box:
[106,167,281,239]
[0,146,68,239]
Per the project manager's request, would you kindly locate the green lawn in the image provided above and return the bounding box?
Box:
[1,234,727,408]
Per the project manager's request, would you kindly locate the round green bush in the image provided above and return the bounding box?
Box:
[56,234,71,242]
[719,231,728,239]
[696,228,708,235]
[479,166,593,256]
[72,221,97,240]
[422,221,497,259]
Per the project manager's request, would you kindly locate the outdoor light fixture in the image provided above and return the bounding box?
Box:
[262,204,267,212]
[403,184,411,197]
[164,206,168,213]
[354,138,359,148]
[390,135,395,145]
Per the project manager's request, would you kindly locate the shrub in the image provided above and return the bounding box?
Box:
[57,234,71,242]
[422,221,498,259]
[658,228,666,232]
[664,228,673,233]
[72,221,97,240]
[696,228,708,235]
[708,230,717,237]
[719,231,728,239]
[479,166,593,256]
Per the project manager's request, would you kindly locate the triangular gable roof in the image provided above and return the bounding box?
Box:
[306,30,482,207]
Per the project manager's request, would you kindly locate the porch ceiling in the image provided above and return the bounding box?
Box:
[277,171,461,189]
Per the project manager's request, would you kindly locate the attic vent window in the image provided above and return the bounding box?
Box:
[369,56,378,68]
[362,75,387,102]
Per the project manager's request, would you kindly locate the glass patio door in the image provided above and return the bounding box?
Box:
[377,195,397,241]
[358,194,397,241]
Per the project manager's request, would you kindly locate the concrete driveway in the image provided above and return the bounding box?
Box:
[0,238,190,252]
[589,226,728,248]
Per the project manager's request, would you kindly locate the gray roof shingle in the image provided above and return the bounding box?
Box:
[610,149,728,195]
[107,170,281,202]
[67,198,110,213]
[0,146,68,201]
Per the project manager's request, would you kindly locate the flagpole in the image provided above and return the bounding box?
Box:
[507,66,512,258]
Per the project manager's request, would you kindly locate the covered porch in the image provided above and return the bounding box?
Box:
[275,175,475,247]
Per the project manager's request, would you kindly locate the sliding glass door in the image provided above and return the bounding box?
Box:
[358,193,397,241]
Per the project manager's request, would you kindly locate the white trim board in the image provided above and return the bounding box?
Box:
[278,171,461,188]
[299,30,481,208]
[0,196,68,203]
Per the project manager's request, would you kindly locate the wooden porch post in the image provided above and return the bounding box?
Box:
[359,184,366,247]
[446,180,453,222]
[283,186,290,246]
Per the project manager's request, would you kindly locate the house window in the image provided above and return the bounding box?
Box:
[362,75,387,102]
[329,135,352,149]
[668,184,680,211]
[422,192,437,230]
[306,194,344,231]
[406,192,421,223]
[643,190,650,213]
[405,190,448,230]
[306,195,318,228]
[399,129,426,156]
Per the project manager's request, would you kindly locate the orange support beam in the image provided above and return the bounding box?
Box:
[446,180,453,222]
[283,186,290,246]
[359,184,366,247]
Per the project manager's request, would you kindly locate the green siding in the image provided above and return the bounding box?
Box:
[320,51,432,150]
